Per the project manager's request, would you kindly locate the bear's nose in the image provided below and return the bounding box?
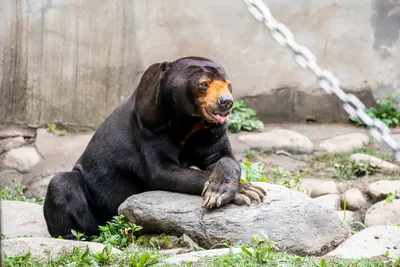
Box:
[218,95,233,111]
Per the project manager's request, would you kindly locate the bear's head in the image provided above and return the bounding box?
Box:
[158,56,234,125]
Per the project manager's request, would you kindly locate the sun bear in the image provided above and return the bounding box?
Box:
[43,56,267,239]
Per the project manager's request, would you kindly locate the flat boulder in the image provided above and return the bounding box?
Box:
[237,129,314,154]
[1,200,50,238]
[119,183,350,256]
[2,237,121,259]
[325,226,400,259]
[318,133,370,154]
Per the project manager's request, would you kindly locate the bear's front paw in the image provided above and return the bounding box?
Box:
[233,183,267,206]
[201,176,238,209]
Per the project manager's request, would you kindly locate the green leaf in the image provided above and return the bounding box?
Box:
[241,246,253,256]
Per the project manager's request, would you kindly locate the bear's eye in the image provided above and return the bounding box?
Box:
[199,81,209,90]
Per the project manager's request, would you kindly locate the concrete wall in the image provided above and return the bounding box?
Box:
[1,0,399,129]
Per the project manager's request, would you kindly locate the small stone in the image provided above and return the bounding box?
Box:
[160,248,192,256]
[341,188,367,211]
[161,247,245,265]
[181,234,199,250]
[334,210,358,224]
[367,180,400,201]
[1,200,50,238]
[2,237,121,258]
[313,194,340,211]
[325,226,400,259]
[0,126,36,139]
[319,133,370,154]
[300,179,339,198]
[0,147,42,173]
[0,137,26,154]
[0,170,23,189]
[364,199,400,227]
[237,129,314,154]
[350,153,399,172]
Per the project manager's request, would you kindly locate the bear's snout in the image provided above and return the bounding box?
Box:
[218,94,233,112]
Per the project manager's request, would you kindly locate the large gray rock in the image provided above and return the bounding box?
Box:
[119,183,350,256]
[0,147,42,173]
[1,200,50,238]
[237,129,314,154]
[367,180,400,201]
[2,237,121,258]
[325,226,400,260]
[0,137,26,155]
[364,199,400,227]
[318,133,370,154]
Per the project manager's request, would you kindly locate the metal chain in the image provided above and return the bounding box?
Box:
[241,0,400,161]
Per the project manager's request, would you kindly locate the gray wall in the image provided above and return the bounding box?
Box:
[1,0,399,129]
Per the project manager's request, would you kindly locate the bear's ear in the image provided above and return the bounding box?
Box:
[159,61,170,72]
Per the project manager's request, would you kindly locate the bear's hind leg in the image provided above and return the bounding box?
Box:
[43,171,99,239]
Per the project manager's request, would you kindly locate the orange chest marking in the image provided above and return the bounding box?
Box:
[180,119,208,146]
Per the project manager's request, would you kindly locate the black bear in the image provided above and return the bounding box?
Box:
[43,56,267,239]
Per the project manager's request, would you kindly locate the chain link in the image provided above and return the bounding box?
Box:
[242,0,400,161]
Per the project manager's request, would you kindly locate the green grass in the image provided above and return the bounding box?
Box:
[243,149,264,160]
[228,100,264,133]
[331,161,380,180]
[171,255,399,267]
[0,184,43,204]
[2,246,160,267]
[240,161,302,190]
[386,191,400,203]
[47,123,67,136]
[4,233,400,267]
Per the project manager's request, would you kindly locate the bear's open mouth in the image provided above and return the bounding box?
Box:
[203,108,229,124]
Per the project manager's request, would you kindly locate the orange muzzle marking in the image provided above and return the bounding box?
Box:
[203,80,232,107]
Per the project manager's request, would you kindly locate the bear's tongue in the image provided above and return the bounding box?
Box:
[213,114,229,123]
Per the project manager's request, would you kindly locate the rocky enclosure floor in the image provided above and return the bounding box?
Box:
[1,123,400,265]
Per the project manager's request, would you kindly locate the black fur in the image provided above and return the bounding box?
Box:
[43,56,265,239]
